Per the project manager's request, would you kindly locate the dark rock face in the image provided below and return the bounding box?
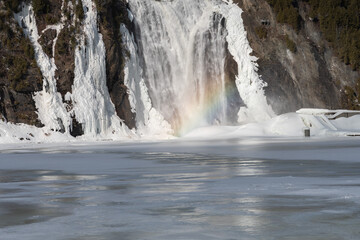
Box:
[224,47,244,123]
[33,0,63,33]
[70,116,83,137]
[38,29,56,58]
[234,0,359,114]
[54,31,75,98]
[96,0,136,129]
[257,58,302,113]
[54,1,77,98]
[0,1,43,126]
[0,88,42,126]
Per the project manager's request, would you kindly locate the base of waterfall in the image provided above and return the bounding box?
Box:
[1,109,360,144]
[184,109,360,139]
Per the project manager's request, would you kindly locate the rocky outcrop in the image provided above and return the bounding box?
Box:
[54,25,76,97]
[54,0,77,98]
[234,0,360,114]
[0,1,43,126]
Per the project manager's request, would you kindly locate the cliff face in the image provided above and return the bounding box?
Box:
[0,0,134,136]
[0,0,359,135]
[0,1,43,126]
[234,0,360,114]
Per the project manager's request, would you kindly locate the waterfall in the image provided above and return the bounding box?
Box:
[121,24,174,137]
[128,0,275,135]
[14,0,275,139]
[128,0,230,134]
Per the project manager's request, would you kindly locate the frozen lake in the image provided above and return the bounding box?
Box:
[1,137,360,239]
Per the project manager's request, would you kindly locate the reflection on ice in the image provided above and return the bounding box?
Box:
[38,174,103,181]
[206,214,265,230]
[1,140,360,239]
[0,202,71,228]
[140,152,268,177]
[142,182,203,194]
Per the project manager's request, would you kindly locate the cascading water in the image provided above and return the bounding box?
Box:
[14,0,274,139]
[128,0,230,134]
[128,0,275,135]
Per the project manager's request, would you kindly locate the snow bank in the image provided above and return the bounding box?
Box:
[184,113,360,139]
[0,121,72,144]
[331,116,360,132]
[1,111,359,143]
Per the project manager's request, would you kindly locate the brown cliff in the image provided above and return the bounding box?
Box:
[234,0,359,114]
[95,0,136,129]
[0,1,43,126]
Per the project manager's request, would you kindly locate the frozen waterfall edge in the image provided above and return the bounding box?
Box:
[218,0,275,123]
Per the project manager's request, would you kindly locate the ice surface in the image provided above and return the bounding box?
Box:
[0,138,360,240]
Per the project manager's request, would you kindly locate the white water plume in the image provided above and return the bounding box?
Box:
[128,0,274,133]
[128,0,230,131]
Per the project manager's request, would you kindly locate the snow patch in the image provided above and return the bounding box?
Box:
[0,121,72,144]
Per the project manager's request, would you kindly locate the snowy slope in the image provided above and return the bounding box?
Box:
[184,113,360,139]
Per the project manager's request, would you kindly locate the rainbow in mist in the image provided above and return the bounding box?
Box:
[175,84,240,136]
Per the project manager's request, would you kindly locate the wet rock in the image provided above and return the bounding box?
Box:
[0,2,43,127]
